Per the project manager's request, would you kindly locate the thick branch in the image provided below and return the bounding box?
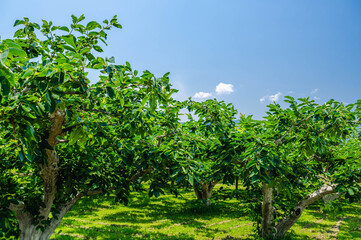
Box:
[38,109,66,219]
[275,184,336,237]
[41,192,84,239]
[8,201,25,212]
[46,109,66,146]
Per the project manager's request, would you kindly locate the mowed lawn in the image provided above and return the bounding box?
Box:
[51,185,361,240]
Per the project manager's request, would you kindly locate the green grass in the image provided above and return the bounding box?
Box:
[51,185,361,240]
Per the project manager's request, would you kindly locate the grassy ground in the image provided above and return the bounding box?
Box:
[51,185,361,240]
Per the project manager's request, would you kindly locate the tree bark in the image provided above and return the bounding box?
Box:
[235,177,239,191]
[10,191,84,240]
[261,183,275,238]
[8,110,68,239]
[275,184,336,238]
[193,181,217,207]
[38,109,65,219]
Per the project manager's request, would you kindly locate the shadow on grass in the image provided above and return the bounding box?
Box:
[56,188,252,239]
[287,199,361,240]
[56,187,361,240]
[56,231,196,240]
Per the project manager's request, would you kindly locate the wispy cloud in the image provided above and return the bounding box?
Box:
[313,96,320,100]
[172,77,189,101]
[311,88,318,94]
[215,83,234,95]
[260,92,282,103]
[193,91,212,99]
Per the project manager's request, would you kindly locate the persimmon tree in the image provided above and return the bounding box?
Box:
[0,15,177,239]
[239,97,361,239]
[167,99,243,206]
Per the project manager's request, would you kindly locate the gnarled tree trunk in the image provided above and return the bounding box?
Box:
[8,110,68,240]
[193,181,218,207]
[10,193,82,240]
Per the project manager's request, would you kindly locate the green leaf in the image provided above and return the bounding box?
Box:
[108,56,115,63]
[14,19,25,27]
[246,159,256,169]
[86,21,101,31]
[26,124,37,142]
[93,46,103,52]
[113,23,122,29]
[23,69,34,79]
[59,26,70,32]
[13,28,24,37]
[106,86,115,98]
[0,76,10,96]
[62,35,77,49]
[78,14,85,22]
[19,150,25,161]
[9,47,27,57]
[69,127,83,145]
[0,49,9,65]
[348,188,354,196]
[71,15,77,24]
[187,174,194,186]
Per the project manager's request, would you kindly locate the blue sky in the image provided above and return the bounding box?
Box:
[1,1,361,119]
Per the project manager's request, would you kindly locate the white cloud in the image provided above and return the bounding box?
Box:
[215,83,234,95]
[260,92,282,103]
[193,91,212,99]
[311,88,318,94]
[313,96,320,100]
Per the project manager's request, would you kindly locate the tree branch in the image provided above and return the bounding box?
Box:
[38,109,66,219]
[9,201,26,212]
[275,184,336,237]
[275,114,314,145]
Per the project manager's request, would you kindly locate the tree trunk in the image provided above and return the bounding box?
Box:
[274,184,336,238]
[235,177,239,199]
[12,204,51,240]
[261,183,274,238]
[8,110,70,239]
[38,110,65,220]
[10,191,83,240]
[16,210,41,240]
[193,181,217,207]
[16,213,66,240]
[235,177,239,190]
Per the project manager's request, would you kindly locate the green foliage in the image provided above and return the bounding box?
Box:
[238,96,361,237]
[0,15,178,238]
[170,99,243,188]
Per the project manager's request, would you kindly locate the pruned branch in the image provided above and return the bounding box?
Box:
[57,139,69,143]
[9,201,26,212]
